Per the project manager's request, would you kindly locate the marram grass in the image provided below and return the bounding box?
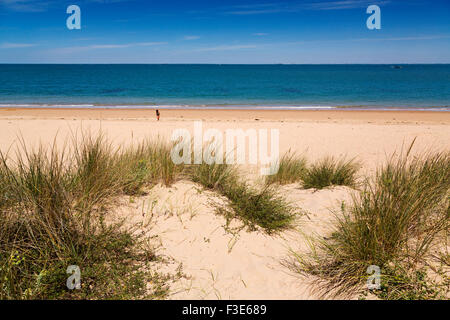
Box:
[191,162,296,234]
[301,157,360,190]
[0,134,182,300]
[265,151,307,185]
[287,145,450,299]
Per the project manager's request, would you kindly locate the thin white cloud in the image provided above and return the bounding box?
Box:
[227,8,287,15]
[225,0,390,15]
[184,36,201,41]
[306,0,390,10]
[136,42,167,46]
[253,33,269,36]
[280,34,450,46]
[227,3,279,9]
[224,2,287,15]
[83,42,166,49]
[0,0,54,12]
[90,44,131,49]
[0,0,132,12]
[74,37,99,41]
[48,42,167,54]
[194,44,257,52]
[358,35,450,41]
[0,42,35,48]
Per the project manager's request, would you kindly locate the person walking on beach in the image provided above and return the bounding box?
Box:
[156,109,160,121]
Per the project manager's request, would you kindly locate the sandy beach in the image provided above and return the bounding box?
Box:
[1,108,449,300]
[1,107,449,123]
[1,108,449,171]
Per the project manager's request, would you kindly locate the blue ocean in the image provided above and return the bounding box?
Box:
[0,64,449,110]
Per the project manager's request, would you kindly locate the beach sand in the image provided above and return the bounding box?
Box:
[1,108,449,299]
[1,108,448,173]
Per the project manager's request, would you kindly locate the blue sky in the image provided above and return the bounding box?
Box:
[0,0,449,63]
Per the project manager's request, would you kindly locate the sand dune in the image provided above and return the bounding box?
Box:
[0,109,448,299]
[111,181,356,299]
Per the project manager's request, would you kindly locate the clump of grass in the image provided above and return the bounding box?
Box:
[191,161,238,192]
[0,134,176,300]
[221,184,296,234]
[288,145,450,299]
[116,140,182,195]
[191,162,296,234]
[71,135,182,200]
[145,140,183,187]
[265,151,307,185]
[72,134,123,208]
[119,154,152,196]
[301,157,359,190]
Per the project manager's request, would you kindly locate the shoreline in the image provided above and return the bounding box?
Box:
[1,107,449,124]
[0,105,449,111]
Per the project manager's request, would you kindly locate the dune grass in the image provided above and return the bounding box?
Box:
[191,162,296,234]
[117,139,183,195]
[220,184,297,234]
[288,146,450,299]
[0,134,180,299]
[301,157,359,190]
[265,151,307,185]
[190,161,239,193]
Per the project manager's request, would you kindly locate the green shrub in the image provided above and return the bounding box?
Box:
[192,162,296,234]
[302,157,359,189]
[265,152,307,185]
[221,184,296,234]
[191,162,238,192]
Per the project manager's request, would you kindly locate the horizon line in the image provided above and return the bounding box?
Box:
[1,63,450,65]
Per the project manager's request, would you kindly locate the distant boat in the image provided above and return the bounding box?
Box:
[391,65,403,69]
